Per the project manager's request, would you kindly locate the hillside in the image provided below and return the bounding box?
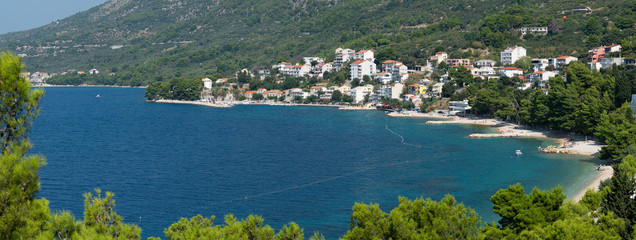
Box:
[0,0,634,86]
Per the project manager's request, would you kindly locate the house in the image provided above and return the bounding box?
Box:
[501,46,527,65]
[500,67,524,78]
[449,100,472,115]
[265,90,280,99]
[380,83,404,99]
[244,91,258,99]
[312,63,333,78]
[531,58,550,72]
[77,71,86,74]
[472,67,497,77]
[202,78,213,89]
[588,47,605,63]
[427,52,448,70]
[430,83,444,98]
[517,82,533,90]
[282,64,312,77]
[257,88,268,94]
[288,88,307,100]
[605,44,621,53]
[89,69,99,74]
[555,56,578,69]
[375,72,393,84]
[519,27,548,35]
[273,62,293,72]
[350,60,377,80]
[407,84,427,95]
[353,50,375,62]
[382,60,409,82]
[310,86,326,96]
[445,59,471,67]
[303,57,325,65]
[348,84,374,103]
[475,60,497,68]
[216,78,229,84]
[601,58,624,69]
[526,71,557,89]
[334,48,356,69]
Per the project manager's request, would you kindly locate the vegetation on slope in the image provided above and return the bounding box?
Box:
[3,0,635,86]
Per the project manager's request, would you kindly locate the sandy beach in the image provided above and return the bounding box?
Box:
[152,99,233,108]
[571,165,613,201]
[420,113,610,201]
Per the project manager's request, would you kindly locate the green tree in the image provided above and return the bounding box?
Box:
[331,90,342,102]
[0,52,49,239]
[602,164,636,239]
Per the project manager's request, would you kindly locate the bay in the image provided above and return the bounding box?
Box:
[30,87,598,239]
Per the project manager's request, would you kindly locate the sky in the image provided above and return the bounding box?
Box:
[0,0,107,35]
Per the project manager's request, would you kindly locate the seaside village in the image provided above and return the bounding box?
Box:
[22,42,636,116]
[194,43,636,115]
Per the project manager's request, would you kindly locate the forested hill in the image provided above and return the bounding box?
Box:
[0,0,634,85]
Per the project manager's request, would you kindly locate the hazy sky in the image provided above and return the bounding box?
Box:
[0,0,107,35]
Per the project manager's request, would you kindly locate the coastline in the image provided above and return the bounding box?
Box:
[570,165,613,201]
[389,111,609,201]
[34,84,146,88]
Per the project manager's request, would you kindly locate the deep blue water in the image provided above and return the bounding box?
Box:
[30,87,599,239]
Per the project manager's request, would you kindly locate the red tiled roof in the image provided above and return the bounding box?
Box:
[351,60,366,65]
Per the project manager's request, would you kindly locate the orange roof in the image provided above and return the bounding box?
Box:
[503,67,523,71]
[351,60,366,65]
[257,88,266,90]
[532,71,547,74]
[311,86,323,89]
[245,91,257,94]
[383,60,401,64]
[408,84,420,87]
[436,52,446,54]
[607,44,620,47]
[556,56,572,59]
[523,82,532,84]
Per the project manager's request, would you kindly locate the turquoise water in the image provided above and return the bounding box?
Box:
[30,87,599,239]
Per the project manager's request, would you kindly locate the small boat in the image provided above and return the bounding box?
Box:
[96,94,101,98]
[515,150,522,156]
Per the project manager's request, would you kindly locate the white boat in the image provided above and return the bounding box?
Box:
[96,94,101,98]
[515,150,522,156]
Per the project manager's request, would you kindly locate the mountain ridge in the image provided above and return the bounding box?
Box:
[1,0,634,85]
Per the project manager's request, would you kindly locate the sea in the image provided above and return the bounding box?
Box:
[30,87,599,239]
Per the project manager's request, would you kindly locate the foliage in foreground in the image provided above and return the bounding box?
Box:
[2,51,636,239]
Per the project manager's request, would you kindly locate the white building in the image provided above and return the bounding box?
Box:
[517,82,533,90]
[353,50,375,62]
[527,71,557,89]
[427,52,448,70]
[334,48,356,69]
[501,46,527,65]
[449,100,472,115]
[312,63,333,78]
[348,84,374,103]
[350,60,377,80]
[531,58,550,72]
[555,56,578,69]
[202,78,213,89]
[519,27,548,35]
[303,57,325,65]
[380,83,404,99]
[375,72,393,84]
[601,58,624,69]
[281,64,312,77]
[310,86,327,96]
[382,60,409,82]
[500,67,524,78]
[475,60,497,68]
